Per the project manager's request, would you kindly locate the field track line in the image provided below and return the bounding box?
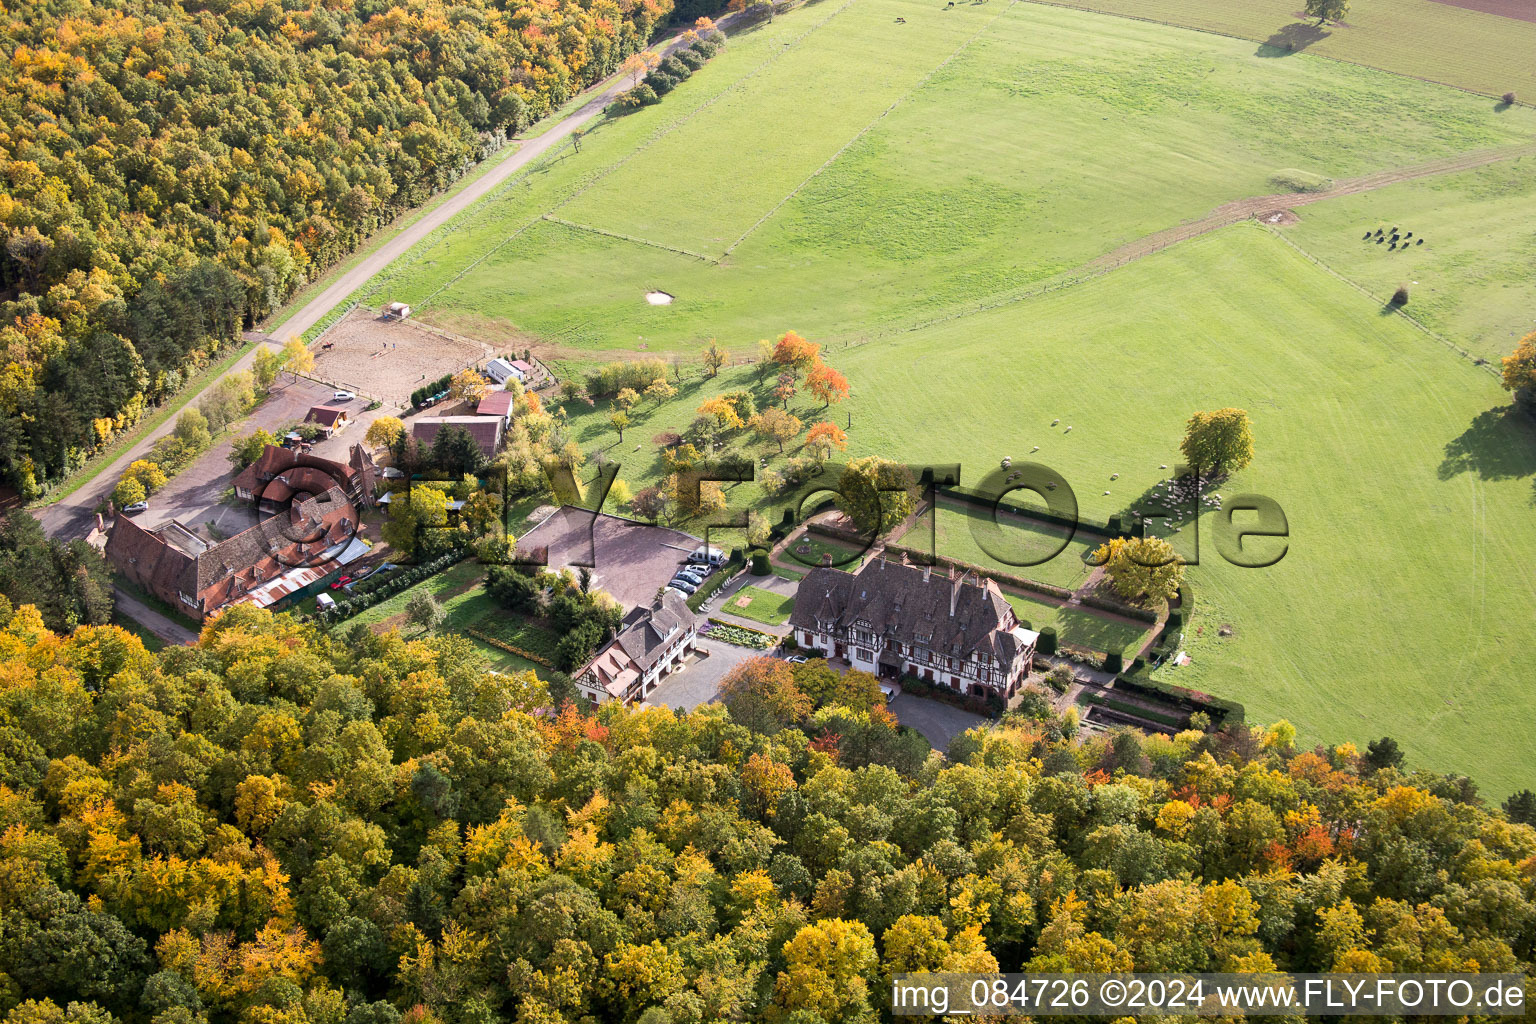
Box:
[542,216,719,262]
[721,0,1022,258]
[1087,143,1536,271]
[858,143,1536,347]
[549,0,867,219]
[408,0,863,313]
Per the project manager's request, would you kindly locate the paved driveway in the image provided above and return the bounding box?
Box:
[889,693,990,753]
[644,637,758,712]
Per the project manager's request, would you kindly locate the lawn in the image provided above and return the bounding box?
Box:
[904,498,1102,591]
[342,561,562,680]
[722,585,796,626]
[1002,592,1153,659]
[325,0,1536,793]
[1029,0,1536,99]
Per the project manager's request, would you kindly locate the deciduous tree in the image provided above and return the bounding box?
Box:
[1180,408,1255,474]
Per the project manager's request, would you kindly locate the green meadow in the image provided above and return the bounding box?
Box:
[335,0,1536,792]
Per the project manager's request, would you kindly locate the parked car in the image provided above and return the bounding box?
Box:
[333,390,356,401]
[669,579,697,594]
[329,575,353,590]
[122,501,149,515]
[675,568,707,585]
[665,583,690,597]
[784,654,808,665]
[879,683,898,703]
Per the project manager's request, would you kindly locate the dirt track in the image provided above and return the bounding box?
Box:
[1089,143,1536,271]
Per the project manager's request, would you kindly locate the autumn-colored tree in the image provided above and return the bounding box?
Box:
[644,378,677,407]
[1092,535,1185,606]
[719,656,812,733]
[111,476,145,509]
[805,361,850,407]
[1501,331,1536,412]
[614,387,640,413]
[701,339,728,377]
[775,372,797,409]
[122,460,167,495]
[771,330,820,378]
[1180,408,1255,474]
[750,407,802,453]
[804,421,848,462]
[252,346,283,390]
[450,368,489,404]
[364,415,405,450]
[697,397,745,431]
[630,485,669,522]
[282,336,314,377]
[775,919,878,1017]
[609,410,630,441]
[622,50,661,86]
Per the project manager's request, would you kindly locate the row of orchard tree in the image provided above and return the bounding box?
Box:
[0,599,1532,1024]
[0,0,673,497]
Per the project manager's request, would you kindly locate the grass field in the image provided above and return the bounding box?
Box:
[1003,592,1154,658]
[1030,0,1536,99]
[1274,159,1536,363]
[329,0,1536,793]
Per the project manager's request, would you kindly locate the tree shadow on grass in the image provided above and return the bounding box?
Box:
[1256,22,1331,57]
[1439,407,1536,482]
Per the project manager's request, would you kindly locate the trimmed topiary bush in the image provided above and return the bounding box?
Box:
[1104,650,1124,674]
[1037,626,1057,655]
[750,548,770,575]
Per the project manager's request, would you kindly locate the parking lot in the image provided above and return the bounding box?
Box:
[888,693,989,753]
[644,637,759,711]
[514,507,705,611]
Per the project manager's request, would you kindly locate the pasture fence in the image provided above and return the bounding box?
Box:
[1258,224,1500,380]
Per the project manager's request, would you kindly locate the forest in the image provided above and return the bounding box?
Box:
[0,599,1532,1024]
[0,0,672,497]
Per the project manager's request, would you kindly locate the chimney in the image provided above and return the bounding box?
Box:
[922,564,932,583]
[950,577,961,617]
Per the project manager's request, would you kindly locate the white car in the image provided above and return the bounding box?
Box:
[333,390,356,401]
[122,501,149,515]
[784,654,808,665]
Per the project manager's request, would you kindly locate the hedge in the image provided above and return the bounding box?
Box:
[312,549,468,625]
[1076,590,1159,623]
[1116,670,1244,728]
[466,627,555,668]
[937,486,1135,540]
[410,373,454,409]
[686,553,744,611]
[1036,626,1057,655]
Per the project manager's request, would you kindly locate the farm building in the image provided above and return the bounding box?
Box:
[789,559,1038,698]
[573,589,699,705]
[485,358,524,385]
[410,415,504,460]
[304,405,351,437]
[106,486,366,621]
[475,390,516,424]
[385,302,412,319]
[232,444,378,511]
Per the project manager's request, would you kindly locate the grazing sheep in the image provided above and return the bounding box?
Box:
[1110,473,1119,480]
[1405,231,1413,239]
[1417,238,1424,245]
[1064,426,1073,433]
[1030,445,1040,452]
[1051,418,1059,426]
[1363,231,1372,240]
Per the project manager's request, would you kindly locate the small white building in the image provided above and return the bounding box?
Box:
[386,302,412,319]
[485,357,525,386]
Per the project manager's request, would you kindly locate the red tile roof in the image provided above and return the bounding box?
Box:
[476,391,515,417]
